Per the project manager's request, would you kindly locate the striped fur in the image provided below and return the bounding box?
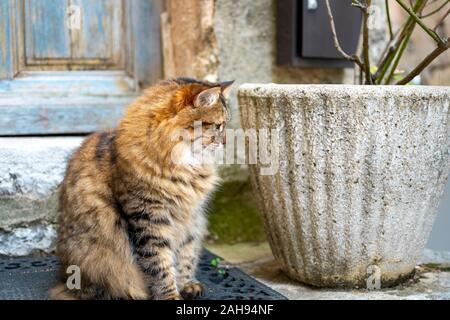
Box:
[50,78,232,300]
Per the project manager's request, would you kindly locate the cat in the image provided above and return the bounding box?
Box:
[49,77,233,300]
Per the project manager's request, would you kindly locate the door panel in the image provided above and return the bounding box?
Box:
[70,0,122,63]
[25,0,71,61]
[0,0,163,136]
[24,0,123,69]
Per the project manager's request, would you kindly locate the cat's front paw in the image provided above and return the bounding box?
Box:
[154,292,183,300]
[165,293,183,300]
[181,282,204,299]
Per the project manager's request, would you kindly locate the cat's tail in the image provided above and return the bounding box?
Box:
[48,283,78,300]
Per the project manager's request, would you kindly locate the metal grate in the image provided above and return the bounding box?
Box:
[0,250,286,300]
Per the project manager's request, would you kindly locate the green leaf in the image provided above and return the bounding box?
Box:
[217,269,229,278]
[210,257,221,268]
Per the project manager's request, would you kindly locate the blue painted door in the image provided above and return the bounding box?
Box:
[0,0,162,135]
[24,0,123,70]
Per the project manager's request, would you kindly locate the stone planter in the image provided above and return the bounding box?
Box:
[238,84,450,288]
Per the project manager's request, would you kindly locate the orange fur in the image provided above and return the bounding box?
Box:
[50,78,233,300]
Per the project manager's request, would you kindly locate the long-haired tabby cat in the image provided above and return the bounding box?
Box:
[50,78,233,300]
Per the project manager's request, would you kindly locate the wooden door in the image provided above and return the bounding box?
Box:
[0,0,163,135]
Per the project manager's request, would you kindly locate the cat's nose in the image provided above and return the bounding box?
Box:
[214,123,224,132]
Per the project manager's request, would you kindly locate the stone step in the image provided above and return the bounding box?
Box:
[0,137,83,256]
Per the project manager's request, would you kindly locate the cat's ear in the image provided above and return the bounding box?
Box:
[220,80,235,98]
[193,87,221,108]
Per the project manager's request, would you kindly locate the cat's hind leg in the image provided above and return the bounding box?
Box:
[54,206,149,300]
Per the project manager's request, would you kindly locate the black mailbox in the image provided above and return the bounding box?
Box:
[277,0,362,68]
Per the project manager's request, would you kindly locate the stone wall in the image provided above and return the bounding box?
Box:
[0,138,83,256]
[214,0,355,128]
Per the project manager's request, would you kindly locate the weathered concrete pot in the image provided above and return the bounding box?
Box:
[238,84,450,288]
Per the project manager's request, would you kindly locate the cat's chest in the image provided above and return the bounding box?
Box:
[139,170,214,205]
[174,166,218,196]
[172,173,217,211]
[171,196,209,245]
[164,169,217,220]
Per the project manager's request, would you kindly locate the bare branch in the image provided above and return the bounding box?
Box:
[325,0,365,70]
[376,0,427,83]
[396,0,447,45]
[421,0,449,18]
[433,8,450,31]
[376,20,406,68]
[396,37,450,84]
[385,0,394,39]
[385,25,416,84]
[361,0,373,84]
